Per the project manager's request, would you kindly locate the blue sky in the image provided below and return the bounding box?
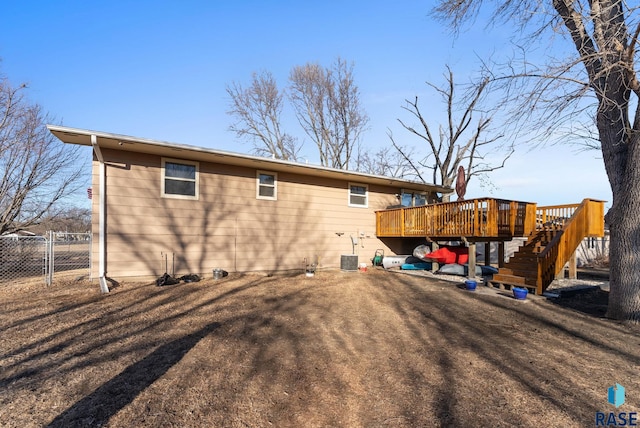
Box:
[0,0,611,208]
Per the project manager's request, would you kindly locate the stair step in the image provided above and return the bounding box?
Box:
[508,256,539,263]
[492,274,527,285]
[515,249,543,256]
[525,236,556,245]
[504,261,538,271]
[499,265,538,274]
[521,243,546,249]
[492,273,538,287]
[489,275,538,294]
[502,270,539,279]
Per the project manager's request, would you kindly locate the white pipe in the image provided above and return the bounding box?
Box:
[91,135,109,293]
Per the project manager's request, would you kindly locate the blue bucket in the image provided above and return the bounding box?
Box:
[465,280,477,291]
[513,287,528,300]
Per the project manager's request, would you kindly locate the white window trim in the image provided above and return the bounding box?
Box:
[414,192,427,206]
[161,158,199,200]
[256,170,278,200]
[348,182,368,208]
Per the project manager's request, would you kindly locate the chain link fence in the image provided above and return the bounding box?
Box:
[0,232,91,286]
[0,235,46,283]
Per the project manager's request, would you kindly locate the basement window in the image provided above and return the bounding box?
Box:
[257,171,277,200]
[162,158,199,200]
[348,183,368,208]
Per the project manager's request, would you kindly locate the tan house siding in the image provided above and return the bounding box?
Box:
[90,148,422,280]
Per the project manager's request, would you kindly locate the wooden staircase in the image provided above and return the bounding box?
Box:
[490,227,561,294]
[490,199,605,295]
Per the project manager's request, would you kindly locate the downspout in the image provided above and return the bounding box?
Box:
[91,135,110,293]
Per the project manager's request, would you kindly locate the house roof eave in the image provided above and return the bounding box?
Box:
[47,124,453,194]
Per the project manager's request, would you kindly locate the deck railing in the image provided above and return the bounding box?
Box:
[376,198,537,239]
[535,203,580,230]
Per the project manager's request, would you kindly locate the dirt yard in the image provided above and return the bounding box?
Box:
[1,269,638,427]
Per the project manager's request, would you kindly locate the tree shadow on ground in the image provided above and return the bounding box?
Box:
[548,288,609,318]
[46,322,221,427]
[383,273,640,426]
[3,270,638,427]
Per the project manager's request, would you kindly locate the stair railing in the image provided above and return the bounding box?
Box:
[536,199,605,292]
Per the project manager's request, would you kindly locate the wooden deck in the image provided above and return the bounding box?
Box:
[376,198,538,241]
[376,198,606,295]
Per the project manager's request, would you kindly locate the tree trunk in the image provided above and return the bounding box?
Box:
[606,138,640,321]
[608,215,640,322]
[599,109,640,322]
[440,177,454,203]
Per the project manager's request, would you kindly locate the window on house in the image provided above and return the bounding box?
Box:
[257,171,277,200]
[401,192,413,207]
[349,183,368,207]
[401,190,427,207]
[162,158,199,199]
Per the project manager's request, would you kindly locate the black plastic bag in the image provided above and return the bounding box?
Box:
[156,273,179,286]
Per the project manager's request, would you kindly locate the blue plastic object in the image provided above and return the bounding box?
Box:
[513,287,528,300]
[401,262,432,270]
[465,280,477,291]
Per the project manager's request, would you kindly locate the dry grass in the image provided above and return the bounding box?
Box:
[0,269,638,427]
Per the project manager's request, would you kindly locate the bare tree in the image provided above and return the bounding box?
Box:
[434,1,640,322]
[394,67,512,201]
[356,142,418,178]
[226,71,300,160]
[289,58,369,170]
[31,206,92,235]
[0,76,85,235]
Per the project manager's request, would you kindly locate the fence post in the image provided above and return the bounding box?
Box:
[89,232,93,281]
[43,237,49,286]
[46,231,54,286]
[44,231,48,285]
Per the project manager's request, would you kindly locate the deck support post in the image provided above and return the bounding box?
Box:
[430,242,439,273]
[555,248,579,280]
[568,251,577,279]
[498,242,505,268]
[468,242,477,280]
[484,242,491,266]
